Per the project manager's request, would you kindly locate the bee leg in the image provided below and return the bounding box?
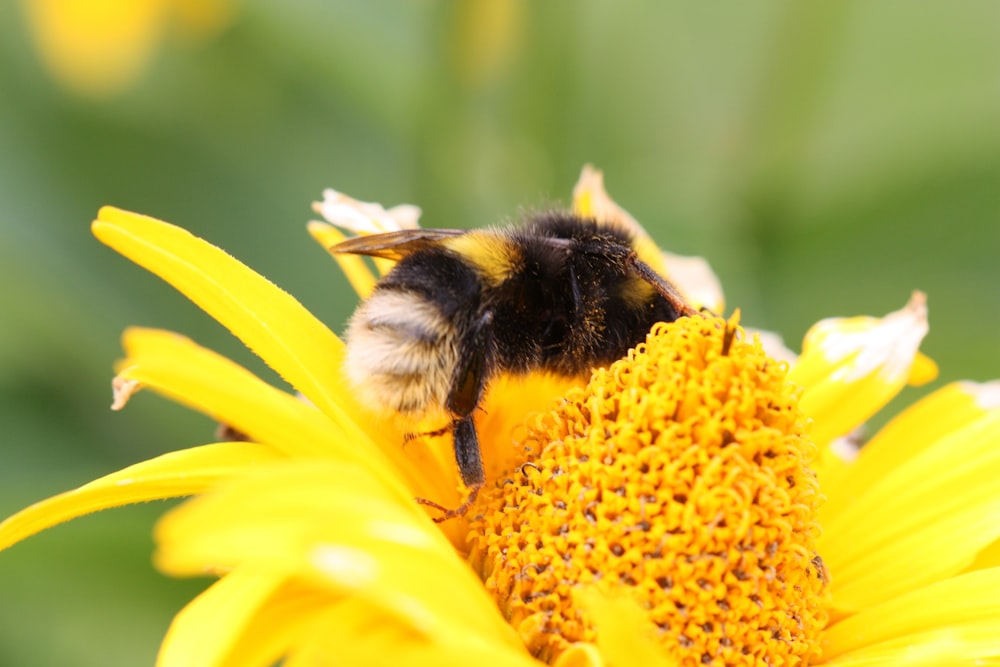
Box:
[416,484,481,523]
[451,414,486,486]
[413,415,486,522]
[402,423,453,443]
[445,312,493,487]
[415,311,494,522]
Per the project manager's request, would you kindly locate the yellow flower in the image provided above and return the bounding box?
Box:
[2,168,999,666]
[20,0,235,97]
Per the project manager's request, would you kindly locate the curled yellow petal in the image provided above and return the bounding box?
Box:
[92,207,355,427]
[791,291,931,449]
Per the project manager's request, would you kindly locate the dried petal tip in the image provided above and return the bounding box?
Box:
[791,291,934,449]
[111,375,141,411]
[471,315,827,666]
[312,188,421,235]
[804,290,929,385]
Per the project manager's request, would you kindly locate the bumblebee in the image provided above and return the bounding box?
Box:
[334,211,697,516]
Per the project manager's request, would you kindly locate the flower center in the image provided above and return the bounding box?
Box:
[469,316,829,666]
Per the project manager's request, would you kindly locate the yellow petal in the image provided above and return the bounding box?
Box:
[823,622,1000,667]
[156,463,493,629]
[92,207,356,428]
[306,220,378,298]
[115,327,429,504]
[823,568,1000,659]
[908,351,939,386]
[967,535,1000,572]
[478,372,582,485]
[211,580,332,667]
[154,462,441,577]
[749,327,799,366]
[552,643,605,667]
[790,292,930,449]
[822,381,1000,516]
[821,411,1000,612]
[22,0,168,97]
[284,601,541,667]
[571,165,647,244]
[0,442,278,552]
[573,587,677,667]
[156,463,528,657]
[157,565,287,667]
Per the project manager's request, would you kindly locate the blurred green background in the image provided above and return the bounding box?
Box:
[1,2,998,665]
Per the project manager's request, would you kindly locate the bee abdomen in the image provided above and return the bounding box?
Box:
[344,288,458,417]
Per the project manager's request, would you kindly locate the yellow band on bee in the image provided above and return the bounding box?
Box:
[444,231,521,287]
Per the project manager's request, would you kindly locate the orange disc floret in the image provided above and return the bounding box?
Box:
[469,315,828,666]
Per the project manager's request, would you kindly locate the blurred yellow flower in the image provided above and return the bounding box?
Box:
[20,0,235,97]
[2,169,999,665]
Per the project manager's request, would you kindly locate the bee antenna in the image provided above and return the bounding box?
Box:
[626,252,700,318]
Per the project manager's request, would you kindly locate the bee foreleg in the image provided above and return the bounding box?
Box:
[452,414,484,487]
[416,483,481,524]
[444,310,494,487]
[413,311,494,522]
[413,416,484,522]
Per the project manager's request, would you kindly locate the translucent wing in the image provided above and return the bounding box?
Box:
[330,228,468,261]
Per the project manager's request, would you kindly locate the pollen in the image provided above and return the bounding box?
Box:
[469,315,828,666]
